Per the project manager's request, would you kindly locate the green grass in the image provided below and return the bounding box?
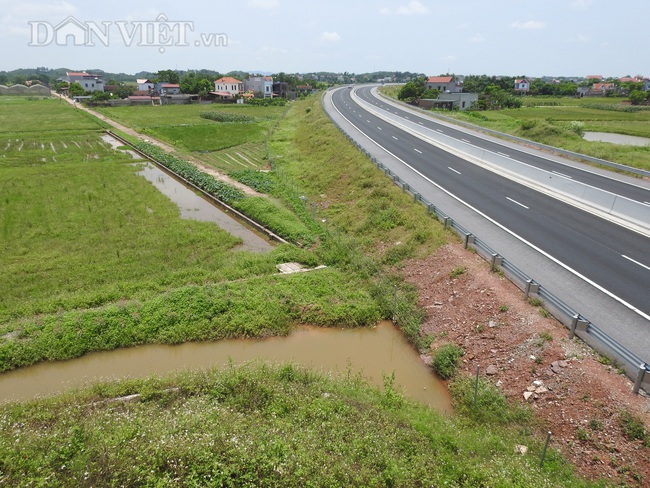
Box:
[143,123,267,152]
[0,363,605,487]
[0,96,101,132]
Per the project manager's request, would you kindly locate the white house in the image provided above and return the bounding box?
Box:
[213,77,243,98]
[514,79,530,93]
[136,78,154,91]
[64,71,104,92]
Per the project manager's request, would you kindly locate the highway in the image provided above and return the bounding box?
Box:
[324,85,650,361]
[354,86,650,205]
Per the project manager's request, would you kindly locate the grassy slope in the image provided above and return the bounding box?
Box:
[379,88,650,171]
[0,364,603,487]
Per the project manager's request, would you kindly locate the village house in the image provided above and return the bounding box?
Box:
[137,78,155,92]
[514,78,530,93]
[62,71,104,92]
[425,76,461,93]
[156,83,181,95]
[212,77,244,99]
[244,76,273,98]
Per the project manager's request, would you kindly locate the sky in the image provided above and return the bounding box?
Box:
[0,0,648,78]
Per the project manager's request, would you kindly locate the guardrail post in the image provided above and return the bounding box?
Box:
[464,233,475,249]
[413,192,420,202]
[427,204,435,215]
[443,217,451,229]
[632,364,647,394]
[524,279,539,298]
[490,254,503,270]
[402,182,409,192]
[570,314,579,339]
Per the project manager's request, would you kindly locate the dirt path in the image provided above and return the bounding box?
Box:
[404,243,650,486]
[56,94,261,196]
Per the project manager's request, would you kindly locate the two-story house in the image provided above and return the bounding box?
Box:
[213,77,244,98]
[156,83,181,95]
[514,79,530,93]
[244,76,273,98]
[63,71,104,92]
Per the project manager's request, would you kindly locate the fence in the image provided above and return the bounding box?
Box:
[323,90,650,394]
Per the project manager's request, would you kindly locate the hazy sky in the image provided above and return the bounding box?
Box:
[1,0,647,77]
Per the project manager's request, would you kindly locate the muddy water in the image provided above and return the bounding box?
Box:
[583,131,650,146]
[136,163,273,253]
[0,322,452,411]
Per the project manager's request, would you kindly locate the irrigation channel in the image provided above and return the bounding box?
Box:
[0,322,452,411]
[0,133,452,410]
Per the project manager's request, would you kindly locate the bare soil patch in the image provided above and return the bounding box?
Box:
[403,243,650,486]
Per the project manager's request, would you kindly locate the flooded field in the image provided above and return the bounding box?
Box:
[136,162,274,253]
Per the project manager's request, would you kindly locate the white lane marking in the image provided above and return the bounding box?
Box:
[552,171,573,179]
[497,152,510,158]
[405,116,409,119]
[622,255,650,272]
[418,121,424,125]
[414,148,422,154]
[367,120,371,123]
[506,197,529,209]
[392,135,399,140]
[448,167,461,175]
[643,201,650,206]
[461,138,470,143]
[377,126,382,130]
[328,87,650,323]
[436,129,443,133]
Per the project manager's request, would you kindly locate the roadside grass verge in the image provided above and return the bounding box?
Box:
[0,363,602,487]
[268,95,447,257]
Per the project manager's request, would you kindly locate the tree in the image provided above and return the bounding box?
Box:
[629,90,646,106]
[155,69,179,84]
[68,82,86,97]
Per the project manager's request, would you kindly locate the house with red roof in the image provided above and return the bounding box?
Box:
[425,76,460,93]
[213,77,243,98]
[514,78,530,93]
[156,83,181,95]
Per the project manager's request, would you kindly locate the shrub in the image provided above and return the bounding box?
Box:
[431,344,464,379]
[200,112,257,123]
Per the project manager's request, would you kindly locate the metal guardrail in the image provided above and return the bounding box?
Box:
[323,93,650,394]
[373,89,650,179]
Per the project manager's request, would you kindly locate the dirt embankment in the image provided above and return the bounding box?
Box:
[404,243,650,486]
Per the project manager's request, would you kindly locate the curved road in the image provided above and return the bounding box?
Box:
[325,85,650,365]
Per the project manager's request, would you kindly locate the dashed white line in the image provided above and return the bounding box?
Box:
[436,129,444,133]
[506,197,529,209]
[448,167,461,175]
[461,138,470,143]
[414,148,422,154]
[392,135,399,140]
[377,126,382,130]
[367,120,371,123]
[497,152,510,158]
[552,171,573,179]
[622,255,650,272]
[418,121,424,125]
